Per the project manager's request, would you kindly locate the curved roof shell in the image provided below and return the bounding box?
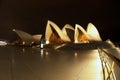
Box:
[74,24,88,43]
[45,20,71,43]
[13,29,42,45]
[86,23,102,41]
[62,24,74,41]
[33,34,42,42]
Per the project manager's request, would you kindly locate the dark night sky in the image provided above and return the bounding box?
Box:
[0,0,119,42]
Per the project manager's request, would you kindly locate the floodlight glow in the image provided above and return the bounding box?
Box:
[46,40,49,44]
[13,29,15,31]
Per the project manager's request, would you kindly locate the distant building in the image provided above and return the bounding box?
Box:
[0,41,7,46]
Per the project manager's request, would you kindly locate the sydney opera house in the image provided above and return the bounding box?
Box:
[0,20,119,80]
[1,21,119,80]
[12,20,113,49]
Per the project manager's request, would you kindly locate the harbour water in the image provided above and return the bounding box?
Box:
[0,46,103,80]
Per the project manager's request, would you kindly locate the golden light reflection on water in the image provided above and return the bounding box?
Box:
[45,51,49,56]
[0,46,104,80]
[22,48,25,53]
[40,49,49,59]
[40,49,44,58]
[74,52,78,59]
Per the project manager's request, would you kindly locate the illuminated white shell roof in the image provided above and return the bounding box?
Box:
[86,23,102,41]
[32,34,42,42]
[45,21,102,43]
[62,24,74,35]
[13,29,42,45]
[62,24,74,41]
[45,20,71,42]
[74,24,88,43]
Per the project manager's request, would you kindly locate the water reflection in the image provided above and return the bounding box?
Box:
[0,46,103,80]
[74,52,78,59]
[40,49,44,58]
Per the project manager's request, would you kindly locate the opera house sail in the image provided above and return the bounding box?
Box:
[86,23,102,42]
[74,23,102,43]
[13,29,42,46]
[45,20,102,45]
[74,24,88,43]
[62,24,75,42]
[45,20,71,44]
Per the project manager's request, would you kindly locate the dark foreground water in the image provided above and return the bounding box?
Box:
[0,46,103,80]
